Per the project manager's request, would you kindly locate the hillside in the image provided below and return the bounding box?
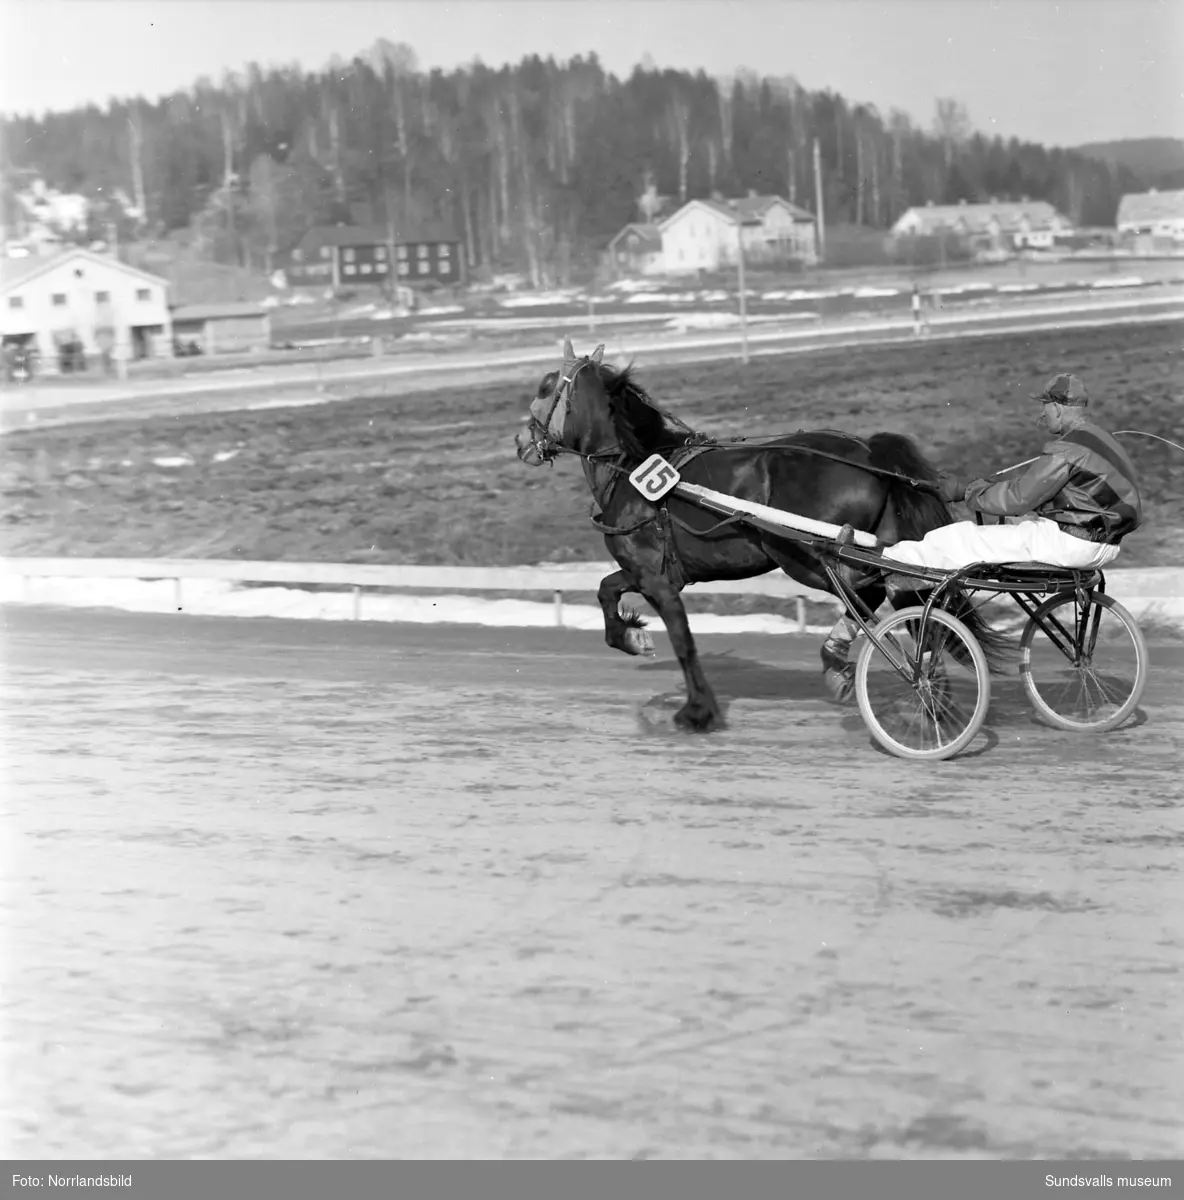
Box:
[1073,137,1184,189]
[0,44,1148,286]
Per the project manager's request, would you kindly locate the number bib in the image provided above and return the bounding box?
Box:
[629,453,681,501]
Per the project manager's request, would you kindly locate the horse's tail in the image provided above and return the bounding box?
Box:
[867,432,1015,675]
[867,431,952,539]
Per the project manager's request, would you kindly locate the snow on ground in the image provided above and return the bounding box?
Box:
[497,290,583,308]
[2,573,1180,634]
[760,288,839,301]
[625,291,700,305]
[605,278,663,293]
[0,574,838,637]
[667,312,742,330]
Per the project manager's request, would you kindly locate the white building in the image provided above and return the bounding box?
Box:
[1,247,172,373]
[891,200,1072,251]
[659,193,818,273]
[16,179,91,235]
[1115,189,1184,244]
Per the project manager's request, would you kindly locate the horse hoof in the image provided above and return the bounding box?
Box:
[823,667,856,704]
[674,703,722,732]
[622,626,655,657]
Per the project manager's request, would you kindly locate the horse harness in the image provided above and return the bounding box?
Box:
[529,358,943,590]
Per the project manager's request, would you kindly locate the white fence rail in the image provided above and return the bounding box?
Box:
[3,558,1181,632]
[1,556,837,631]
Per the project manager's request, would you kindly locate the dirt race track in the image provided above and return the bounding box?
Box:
[2,605,1182,1160]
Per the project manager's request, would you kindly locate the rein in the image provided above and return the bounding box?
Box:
[526,358,944,541]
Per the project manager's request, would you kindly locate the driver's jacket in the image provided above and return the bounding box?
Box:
[963,421,1142,545]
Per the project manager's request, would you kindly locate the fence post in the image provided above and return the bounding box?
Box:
[174,577,182,611]
[796,596,806,633]
[353,586,362,620]
[553,589,564,628]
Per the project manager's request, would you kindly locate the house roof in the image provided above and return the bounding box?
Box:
[1116,189,1184,227]
[730,194,816,222]
[0,247,169,295]
[293,222,461,253]
[660,194,816,232]
[894,201,1066,235]
[171,302,268,321]
[608,223,663,251]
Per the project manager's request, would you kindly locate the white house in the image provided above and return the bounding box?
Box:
[891,200,1072,251]
[659,193,818,273]
[606,223,665,276]
[1116,189,1184,244]
[1,247,172,373]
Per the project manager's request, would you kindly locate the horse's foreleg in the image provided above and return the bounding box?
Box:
[598,570,653,656]
[637,574,722,732]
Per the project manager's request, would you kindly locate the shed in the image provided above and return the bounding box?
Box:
[170,302,271,355]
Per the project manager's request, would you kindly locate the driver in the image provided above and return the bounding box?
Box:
[875,373,1142,571]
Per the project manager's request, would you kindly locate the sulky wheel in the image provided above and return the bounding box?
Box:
[853,605,991,761]
[1019,590,1148,733]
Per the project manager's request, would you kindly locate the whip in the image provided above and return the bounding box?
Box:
[992,430,1184,477]
[1112,431,1184,454]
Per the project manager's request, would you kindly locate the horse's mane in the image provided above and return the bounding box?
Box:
[595,362,694,460]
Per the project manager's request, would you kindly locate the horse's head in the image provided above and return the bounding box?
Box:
[515,337,605,466]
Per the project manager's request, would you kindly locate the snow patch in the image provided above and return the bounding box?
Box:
[0,574,838,636]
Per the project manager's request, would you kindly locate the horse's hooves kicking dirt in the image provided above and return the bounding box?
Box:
[674,703,724,732]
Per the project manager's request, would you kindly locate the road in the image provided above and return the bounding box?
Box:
[1,605,1182,1159]
[3,289,1181,433]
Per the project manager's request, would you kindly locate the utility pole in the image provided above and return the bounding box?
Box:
[736,218,748,365]
[813,137,826,262]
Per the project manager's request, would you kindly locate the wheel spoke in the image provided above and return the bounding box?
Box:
[855,607,990,761]
[1020,593,1147,733]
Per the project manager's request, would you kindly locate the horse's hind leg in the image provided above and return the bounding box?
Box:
[598,570,653,656]
[821,584,886,703]
[635,572,722,732]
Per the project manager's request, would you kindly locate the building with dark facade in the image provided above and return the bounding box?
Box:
[278,224,463,290]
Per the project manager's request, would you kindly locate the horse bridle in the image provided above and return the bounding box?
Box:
[527,356,596,462]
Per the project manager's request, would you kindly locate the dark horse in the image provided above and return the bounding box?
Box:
[515,340,1011,732]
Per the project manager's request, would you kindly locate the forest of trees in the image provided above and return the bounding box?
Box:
[0,42,1151,285]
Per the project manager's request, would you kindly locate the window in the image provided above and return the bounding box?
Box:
[396,245,408,260]
[52,293,67,306]
[375,247,387,261]
[320,246,331,260]
[417,245,429,260]
[360,263,372,274]
[343,248,356,263]
[375,263,387,274]
[437,243,450,259]
[397,262,410,277]
[136,288,150,302]
[8,296,23,309]
[95,290,110,303]
[417,260,429,274]
[344,264,356,276]
[292,249,304,263]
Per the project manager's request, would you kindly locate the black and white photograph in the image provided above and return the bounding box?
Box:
[1,0,1182,1173]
